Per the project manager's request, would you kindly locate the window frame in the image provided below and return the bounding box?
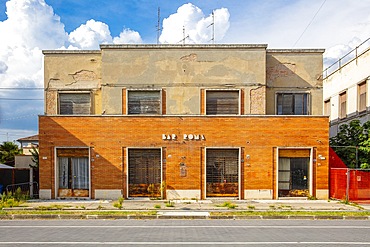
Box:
[358,82,367,113]
[58,91,92,115]
[126,89,162,115]
[205,89,241,115]
[324,99,331,117]
[275,92,310,115]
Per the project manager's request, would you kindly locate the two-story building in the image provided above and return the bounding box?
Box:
[39,44,329,200]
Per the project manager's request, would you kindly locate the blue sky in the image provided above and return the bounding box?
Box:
[0,0,370,143]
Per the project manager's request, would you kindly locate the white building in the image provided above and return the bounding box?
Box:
[323,39,370,137]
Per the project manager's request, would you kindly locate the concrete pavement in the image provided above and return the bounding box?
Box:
[15,198,370,211]
[1,198,370,220]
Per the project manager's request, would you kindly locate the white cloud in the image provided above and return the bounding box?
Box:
[113,28,143,44]
[0,0,67,49]
[0,61,8,74]
[0,0,67,91]
[68,19,113,49]
[159,3,230,44]
[0,0,144,140]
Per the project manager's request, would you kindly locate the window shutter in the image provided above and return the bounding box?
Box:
[59,93,91,115]
[128,91,161,114]
[359,83,366,112]
[206,90,239,115]
[339,93,347,118]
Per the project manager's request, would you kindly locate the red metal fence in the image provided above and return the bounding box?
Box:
[329,147,370,201]
[330,168,370,201]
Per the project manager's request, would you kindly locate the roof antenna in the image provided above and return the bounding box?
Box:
[156,7,161,44]
[207,10,215,44]
[178,25,189,45]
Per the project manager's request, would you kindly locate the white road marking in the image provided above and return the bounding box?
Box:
[0,241,370,245]
[0,225,370,229]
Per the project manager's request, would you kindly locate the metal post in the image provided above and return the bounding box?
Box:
[30,168,34,198]
[346,168,350,201]
[356,147,359,168]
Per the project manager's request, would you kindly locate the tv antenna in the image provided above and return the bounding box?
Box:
[178,25,189,45]
[207,11,215,44]
[156,7,161,44]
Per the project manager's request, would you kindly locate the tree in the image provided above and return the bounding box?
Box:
[330,120,370,168]
[0,141,21,166]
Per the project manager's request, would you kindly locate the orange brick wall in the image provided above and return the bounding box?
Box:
[39,116,329,199]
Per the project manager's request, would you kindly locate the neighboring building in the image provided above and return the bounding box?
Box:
[323,39,370,137]
[39,44,329,200]
[15,135,38,168]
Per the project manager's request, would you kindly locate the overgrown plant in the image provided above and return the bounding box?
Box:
[217,201,237,209]
[113,196,124,209]
[0,188,27,209]
[165,201,175,207]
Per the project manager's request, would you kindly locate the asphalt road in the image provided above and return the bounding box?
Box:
[1,219,370,246]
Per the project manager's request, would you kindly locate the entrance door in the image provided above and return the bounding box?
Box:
[278,157,309,197]
[58,156,89,197]
[128,149,161,197]
[206,149,239,197]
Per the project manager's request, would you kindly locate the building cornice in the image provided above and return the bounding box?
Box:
[267,49,325,53]
[100,44,268,49]
[42,50,101,55]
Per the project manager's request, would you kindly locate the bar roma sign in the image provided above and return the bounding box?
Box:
[162,133,205,141]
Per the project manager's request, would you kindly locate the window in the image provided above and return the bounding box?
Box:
[277,93,309,115]
[339,92,347,119]
[206,90,239,115]
[324,99,331,116]
[128,90,161,114]
[59,93,91,115]
[358,82,366,112]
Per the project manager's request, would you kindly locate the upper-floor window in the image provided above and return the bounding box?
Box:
[358,82,366,112]
[206,90,239,115]
[128,90,161,115]
[324,99,331,116]
[339,92,347,119]
[276,93,309,115]
[59,93,91,115]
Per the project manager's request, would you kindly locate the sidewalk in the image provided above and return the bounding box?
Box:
[19,198,370,211]
[2,198,370,220]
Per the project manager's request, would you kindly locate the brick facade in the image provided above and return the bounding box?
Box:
[39,115,329,199]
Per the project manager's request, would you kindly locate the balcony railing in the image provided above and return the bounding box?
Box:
[323,37,370,79]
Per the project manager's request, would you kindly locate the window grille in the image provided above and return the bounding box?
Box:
[128,149,161,197]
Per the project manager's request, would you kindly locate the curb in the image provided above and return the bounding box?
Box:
[1,214,370,220]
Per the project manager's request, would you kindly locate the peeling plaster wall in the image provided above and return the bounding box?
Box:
[265,50,324,115]
[101,46,267,115]
[43,51,102,115]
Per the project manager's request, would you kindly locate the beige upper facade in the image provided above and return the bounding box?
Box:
[43,44,324,116]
